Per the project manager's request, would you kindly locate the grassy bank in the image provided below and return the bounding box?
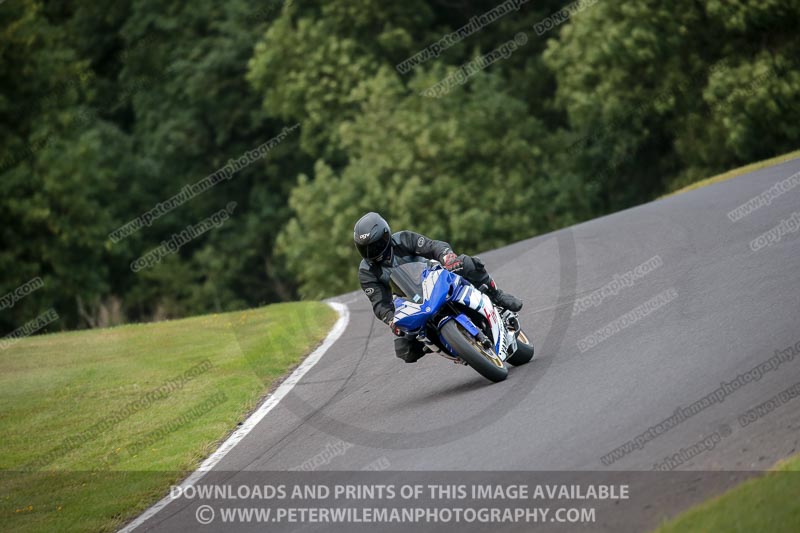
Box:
[664,149,800,198]
[0,302,337,532]
[654,454,800,532]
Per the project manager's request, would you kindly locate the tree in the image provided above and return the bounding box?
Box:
[275,67,553,298]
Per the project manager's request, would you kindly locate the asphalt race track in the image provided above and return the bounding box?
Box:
[126,158,800,532]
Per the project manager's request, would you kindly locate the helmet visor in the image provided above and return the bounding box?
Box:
[356,231,391,262]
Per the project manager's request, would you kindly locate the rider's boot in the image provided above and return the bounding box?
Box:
[394,335,428,363]
[484,280,523,312]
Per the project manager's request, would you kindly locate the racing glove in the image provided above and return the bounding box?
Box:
[388,313,404,336]
[441,252,463,273]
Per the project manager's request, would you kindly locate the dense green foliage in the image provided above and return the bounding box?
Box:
[2,0,798,328]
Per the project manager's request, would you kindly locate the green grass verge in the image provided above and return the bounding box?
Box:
[653,455,800,532]
[663,148,800,198]
[0,302,337,532]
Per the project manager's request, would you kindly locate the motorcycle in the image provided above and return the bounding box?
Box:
[389,260,534,383]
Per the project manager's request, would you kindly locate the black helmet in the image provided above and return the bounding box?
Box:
[354,212,392,264]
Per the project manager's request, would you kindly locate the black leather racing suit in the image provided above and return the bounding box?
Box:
[358,230,493,362]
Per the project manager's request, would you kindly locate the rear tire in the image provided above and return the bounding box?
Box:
[506,330,534,366]
[440,320,508,383]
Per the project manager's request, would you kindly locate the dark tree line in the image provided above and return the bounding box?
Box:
[1,0,798,331]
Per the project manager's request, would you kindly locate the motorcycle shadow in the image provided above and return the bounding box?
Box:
[399,373,500,410]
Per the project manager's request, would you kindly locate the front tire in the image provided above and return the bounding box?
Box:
[440,320,508,383]
[506,330,534,366]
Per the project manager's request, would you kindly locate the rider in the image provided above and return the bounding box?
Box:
[354,212,523,363]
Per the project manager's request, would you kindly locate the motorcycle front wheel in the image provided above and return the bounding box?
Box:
[440,320,508,383]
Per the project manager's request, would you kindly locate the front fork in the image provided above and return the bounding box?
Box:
[446,283,519,361]
[416,280,524,364]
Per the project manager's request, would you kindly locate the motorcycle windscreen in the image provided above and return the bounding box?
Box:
[393,266,454,332]
[389,262,426,301]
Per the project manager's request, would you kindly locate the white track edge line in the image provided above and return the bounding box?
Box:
[118,301,350,532]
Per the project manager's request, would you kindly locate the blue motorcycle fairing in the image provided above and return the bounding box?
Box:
[452,284,485,311]
[451,282,505,353]
[392,266,460,332]
[437,313,481,337]
[455,313,481,336]
[450,313,481,336]
[391,263,508,360]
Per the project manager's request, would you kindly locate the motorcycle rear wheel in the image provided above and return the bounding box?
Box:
[506,330,534,366]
